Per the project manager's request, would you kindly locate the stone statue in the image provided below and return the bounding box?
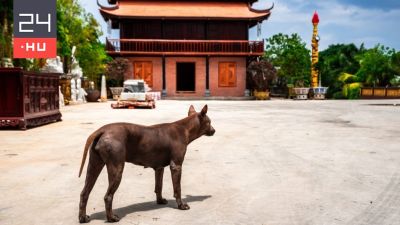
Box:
[59,86,65,107]
[70,45,83,78]
[71,63,83,79]
[77,79,87,103]
[41,56,64,73]
[69,45,87,104]
[70,78,77,103]
[1,57,14,68]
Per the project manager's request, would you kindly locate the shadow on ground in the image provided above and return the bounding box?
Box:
[90,195,212,221]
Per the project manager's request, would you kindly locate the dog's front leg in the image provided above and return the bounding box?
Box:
[170,161,190,210]
[154,168,168,204]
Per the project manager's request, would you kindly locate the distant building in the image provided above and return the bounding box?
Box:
[99,0,272,97]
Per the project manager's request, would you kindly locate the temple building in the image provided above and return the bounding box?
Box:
[98,0,272,97]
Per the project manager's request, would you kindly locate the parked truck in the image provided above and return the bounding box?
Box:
[111,80,156,109]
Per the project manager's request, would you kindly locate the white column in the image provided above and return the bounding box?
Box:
[100,75,107,102]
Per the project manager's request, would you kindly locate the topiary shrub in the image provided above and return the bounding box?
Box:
[247,60,277,92]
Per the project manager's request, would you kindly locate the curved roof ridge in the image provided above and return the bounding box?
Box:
[98,0,119,10]
[248,2,274,14]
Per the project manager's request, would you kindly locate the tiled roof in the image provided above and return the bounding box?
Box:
[100,1,271,20]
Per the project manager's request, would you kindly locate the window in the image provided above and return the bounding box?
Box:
[133,62,153,87]
[219,62,236,87]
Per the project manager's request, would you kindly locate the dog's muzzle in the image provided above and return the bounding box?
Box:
[207,127,216,136]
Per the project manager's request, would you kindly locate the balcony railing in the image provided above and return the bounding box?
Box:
[106,38,264,56]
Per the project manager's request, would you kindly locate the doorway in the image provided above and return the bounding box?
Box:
[176,62,195,92]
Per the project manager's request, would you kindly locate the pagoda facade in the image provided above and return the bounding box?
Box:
[99,0,272,97]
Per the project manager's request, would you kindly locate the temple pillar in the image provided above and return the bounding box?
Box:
[162,56,167,97]
[205,56,210,97]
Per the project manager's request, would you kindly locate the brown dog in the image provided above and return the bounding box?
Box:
[78,105,215,223]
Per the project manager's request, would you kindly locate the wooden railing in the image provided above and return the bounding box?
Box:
[106,38,264,56]
[361,87,400,99]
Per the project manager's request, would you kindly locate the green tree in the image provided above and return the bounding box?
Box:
[0,0,13,59]
[264,33,311,87]
[105,58,129,87]
[337,72,362,99]
[390,51,400,86]
[390,50,400,75]
[317,44,361,98]
[356,45,396,87]
[57,0,109,80]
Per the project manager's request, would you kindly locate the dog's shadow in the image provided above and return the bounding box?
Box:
[90,195,212,221]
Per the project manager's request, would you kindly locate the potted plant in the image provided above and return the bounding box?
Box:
[312,86,329,99]
[247,60,277,100]
[293,79,310,100]
[106,58,129,100]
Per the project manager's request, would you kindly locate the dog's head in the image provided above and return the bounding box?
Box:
[188,105,216,136]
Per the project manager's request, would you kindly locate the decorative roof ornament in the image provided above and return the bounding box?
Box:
[248,2,274,13]
[97,0,118,10]
[257,22,262,41]
[312,10,319,24]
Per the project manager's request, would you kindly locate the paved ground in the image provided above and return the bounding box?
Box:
[1,99,400,225]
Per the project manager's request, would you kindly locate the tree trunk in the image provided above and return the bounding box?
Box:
[63,56,70,74]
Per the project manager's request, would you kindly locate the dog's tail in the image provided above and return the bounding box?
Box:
[78,130,103,177]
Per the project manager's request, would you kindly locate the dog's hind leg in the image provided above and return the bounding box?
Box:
[104,162,124,222]
[79,151,105,223]
[154,168,168,204]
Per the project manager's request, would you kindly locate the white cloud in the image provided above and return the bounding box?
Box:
[253,0,400,50]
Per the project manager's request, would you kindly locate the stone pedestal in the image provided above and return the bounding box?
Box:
[205,89,211,97]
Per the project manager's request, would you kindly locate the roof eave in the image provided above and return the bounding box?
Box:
[100,10,271,22]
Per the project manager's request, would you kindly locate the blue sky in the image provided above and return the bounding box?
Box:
[80,0,400,51]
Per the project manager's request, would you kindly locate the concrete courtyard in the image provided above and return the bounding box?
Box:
[0,99,400,225]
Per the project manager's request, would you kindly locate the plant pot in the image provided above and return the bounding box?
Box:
[253,90,270,100]
[86,89,100,102]
[109,87,124,100]
[312,87,329,100]
[287,84,296,99]
[293,88,310,100]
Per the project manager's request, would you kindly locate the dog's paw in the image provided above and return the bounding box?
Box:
[107,214,120,223]
[79,215,90,223]
[157,198,168,205]
[178,203,190,210]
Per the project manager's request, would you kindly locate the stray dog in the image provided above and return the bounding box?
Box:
[78,105,215,223]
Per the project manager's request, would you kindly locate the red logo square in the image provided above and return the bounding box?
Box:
[13,38,57,58]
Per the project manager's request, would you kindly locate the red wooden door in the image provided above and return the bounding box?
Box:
[218,62,236,87]
[133,62,153,87]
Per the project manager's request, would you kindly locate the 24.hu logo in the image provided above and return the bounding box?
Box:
[13,0,57,58]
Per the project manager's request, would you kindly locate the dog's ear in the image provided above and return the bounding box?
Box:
[188,105,196,116]
[200,105,208,117]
